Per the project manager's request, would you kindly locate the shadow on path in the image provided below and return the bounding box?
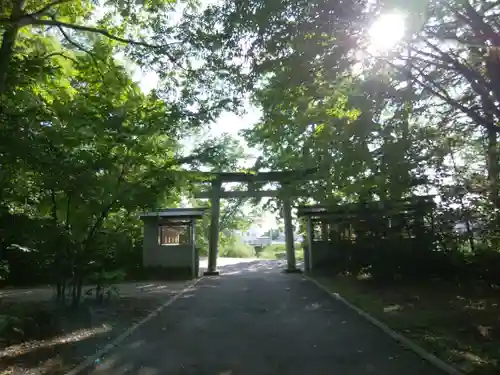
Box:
[78,260,445,375]
[216,259,288,275]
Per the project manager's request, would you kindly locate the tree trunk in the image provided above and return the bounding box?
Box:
[96,279,103,304]
[486,123,499,210]
[74,276,83,308]
[391,49,413,201]
[448,141,477,252]
[464,215,475,253]
[486,127,500,250]
[56,279,62,299]
[0,0,25,93]
[71,275,76,303]
[71,272,83,308]
[50,189,64,302]
[56,277,67,303]
[61,280,66,304]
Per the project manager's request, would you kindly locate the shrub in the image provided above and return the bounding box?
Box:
[219,237,255,258]
[260,243,303,260]
[0,304,60,346]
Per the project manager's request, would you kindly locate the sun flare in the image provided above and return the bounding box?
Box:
[368,12,406,52]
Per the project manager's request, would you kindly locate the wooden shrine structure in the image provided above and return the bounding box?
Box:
[140,208,208,279]
[296,196,436,273]
[194,169,317,275]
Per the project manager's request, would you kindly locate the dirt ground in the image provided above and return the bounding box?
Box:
[0,281,191,302]
[0,280,193,375]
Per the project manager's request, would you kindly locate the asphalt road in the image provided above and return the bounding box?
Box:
[79,259,444,375]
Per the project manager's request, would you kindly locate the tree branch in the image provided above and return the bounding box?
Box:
[30,18,180,64]
[83,162,128,250]
[41,51,79,64]
[220,198,245,231]
[30,0,74,18]
[459,0,500,46]
[383,58,499,133]
[166,146,222,167]
[55,23,106,79]
[481,1,500,14]
[0,13,181,64]
[421,40,500,113]
[32,19,153,47]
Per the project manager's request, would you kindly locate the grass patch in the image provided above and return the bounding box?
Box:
[259,243,304,261]
[312,273,500,375]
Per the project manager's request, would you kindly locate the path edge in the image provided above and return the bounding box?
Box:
[303,275,464,375]
[65,277,204,375]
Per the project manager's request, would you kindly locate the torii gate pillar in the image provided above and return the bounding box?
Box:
[195,169,317,276]
[204,178,221,276]
[282,192,300,273]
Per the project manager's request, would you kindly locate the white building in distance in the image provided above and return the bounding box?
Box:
[235,226,303,247]
[235,227,272,247]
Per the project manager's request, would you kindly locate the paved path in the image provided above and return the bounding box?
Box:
[80,260,444,375]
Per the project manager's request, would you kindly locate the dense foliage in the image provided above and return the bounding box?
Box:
[3,3,498,374]
[195,0,500,284]
[0,0,244,306]
[3,0,500,308]
[191,195,261,256]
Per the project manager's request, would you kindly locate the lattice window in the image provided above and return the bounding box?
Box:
[158,224,190,245]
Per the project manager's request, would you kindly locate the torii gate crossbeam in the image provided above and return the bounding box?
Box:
[193,169,317,275]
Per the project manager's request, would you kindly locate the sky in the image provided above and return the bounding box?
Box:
[137,71,260,160]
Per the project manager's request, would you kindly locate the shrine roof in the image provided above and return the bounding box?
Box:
[140,207,208,219]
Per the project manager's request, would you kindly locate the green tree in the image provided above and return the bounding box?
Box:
[0,0,184,92]
[0,1,247,304]
[192,196,260,256]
